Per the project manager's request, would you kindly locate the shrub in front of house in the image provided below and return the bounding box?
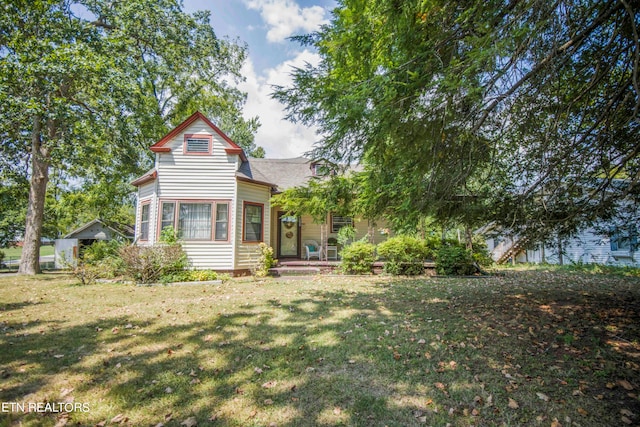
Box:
[160,269,221,284]
[435,244,476,276]
[120,243,189,284]
[340,241,376,274]
[66,240,126,285]
[254,243,276,278]
[377,235,431,275]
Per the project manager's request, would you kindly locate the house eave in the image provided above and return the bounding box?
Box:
[131,170,157,187]
[236,176,277,191]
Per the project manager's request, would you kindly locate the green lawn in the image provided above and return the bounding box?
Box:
[1,245,54,260]
[0,271,638,426]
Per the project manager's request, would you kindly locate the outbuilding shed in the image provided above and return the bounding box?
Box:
[54,219,133,269]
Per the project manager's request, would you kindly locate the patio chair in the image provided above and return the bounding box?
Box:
[303,240,322,260]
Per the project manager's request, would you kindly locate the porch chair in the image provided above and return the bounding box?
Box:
[303,240,322,260]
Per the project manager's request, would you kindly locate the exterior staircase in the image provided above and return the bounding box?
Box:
[496,236,531,264]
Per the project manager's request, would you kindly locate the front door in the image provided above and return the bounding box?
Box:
[278,213,300,258]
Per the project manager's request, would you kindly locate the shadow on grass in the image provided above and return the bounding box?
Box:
[1,272,639,426]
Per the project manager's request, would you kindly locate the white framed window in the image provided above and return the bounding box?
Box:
[331,214,353,233]
[140,203,150,241]
[215,203,229,241]
[610,226,637,252]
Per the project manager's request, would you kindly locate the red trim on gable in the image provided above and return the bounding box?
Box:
[150,147,171,153]
[149,111,247,161]
[131,170,157,187]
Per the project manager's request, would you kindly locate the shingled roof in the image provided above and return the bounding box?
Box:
[243,157,315,192]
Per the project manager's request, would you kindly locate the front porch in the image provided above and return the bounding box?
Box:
[268,259,436,276]
[269,259,343,276]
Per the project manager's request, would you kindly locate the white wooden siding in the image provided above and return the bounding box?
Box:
[142,118,241,269]
[489,227,640,266]
[156,121,239,199]
[234,181,271,270]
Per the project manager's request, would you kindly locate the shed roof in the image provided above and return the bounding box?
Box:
[63,219,134,240]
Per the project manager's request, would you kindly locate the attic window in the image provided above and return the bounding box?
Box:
[184,134,212,154]
[313,163,332,176]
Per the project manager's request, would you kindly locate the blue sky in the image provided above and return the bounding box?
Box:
[183,0,337,158]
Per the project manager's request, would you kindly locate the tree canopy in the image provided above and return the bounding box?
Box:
[273,0,640,241]
[0,0,261,272]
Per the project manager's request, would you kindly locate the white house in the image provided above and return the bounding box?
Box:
[485,223,639,266]
[132,112,389,274]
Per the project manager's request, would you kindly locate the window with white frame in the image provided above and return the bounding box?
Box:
[331,214,353,233]
[243,202,263,242]
[215,203,229,241]
[140,203,150,241]
[159,200,229,241]
[610,226,637,252]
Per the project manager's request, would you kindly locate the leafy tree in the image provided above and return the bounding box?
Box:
[274,0,639,243]
[0,0,260,273]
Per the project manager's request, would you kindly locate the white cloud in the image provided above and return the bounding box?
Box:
[243,0,328,43]
[239,49,322,158]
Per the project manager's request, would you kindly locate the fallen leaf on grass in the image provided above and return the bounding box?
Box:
[577,407,588,416]
[110,414,126,423]
[262,381,277,388]
[536,392,549,402]
[508,398,519,409]
[550,418,562,427]
[180,416,197,427]
[621,416,632,425]
[618,380,634,391]
[333,407,341,415]
[621,409,635,417]
[264,399,273,405]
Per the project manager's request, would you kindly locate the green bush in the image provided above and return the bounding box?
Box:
[470,235,493,267]
[337,225,356,247]
[340,241,376,274]
[81,240,126,278]
[161,269,220,283]
[377,235,431,275]
[435,245,477,276]
[254,243,276,278]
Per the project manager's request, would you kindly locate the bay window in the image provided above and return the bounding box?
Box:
[159,200,229,241]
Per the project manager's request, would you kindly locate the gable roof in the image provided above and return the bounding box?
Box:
[149,111,247,162]
[63,219,134,239]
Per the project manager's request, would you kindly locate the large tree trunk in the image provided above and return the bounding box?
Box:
[19,116,50,275]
